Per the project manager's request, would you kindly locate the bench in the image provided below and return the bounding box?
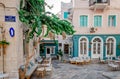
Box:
[19,63,38,79]
[25,64,38,79]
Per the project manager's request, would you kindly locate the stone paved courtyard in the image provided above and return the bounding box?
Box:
[32,60,120,79]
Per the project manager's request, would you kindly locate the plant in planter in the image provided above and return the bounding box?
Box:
[90,27,95,33]
[57,49,63,61]
[0,40,10,48]
[108,52,113,60]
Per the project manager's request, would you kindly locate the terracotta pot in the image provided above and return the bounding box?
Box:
[0,44,2,48]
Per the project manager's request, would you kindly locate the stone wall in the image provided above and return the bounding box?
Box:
[0,0,39,78]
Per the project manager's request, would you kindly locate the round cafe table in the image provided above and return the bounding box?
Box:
[115,60,120,65]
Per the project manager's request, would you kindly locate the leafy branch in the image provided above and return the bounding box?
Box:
[19,0,75,41]
[0,40,10,45]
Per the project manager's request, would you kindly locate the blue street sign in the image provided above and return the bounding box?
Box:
[9,27,15,37]
[5,16,16,22]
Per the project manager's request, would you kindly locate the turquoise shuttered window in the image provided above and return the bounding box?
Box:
[94,15,102,27]
[80,15,88,27]
[64,12,69,19]
[108,15,116,27]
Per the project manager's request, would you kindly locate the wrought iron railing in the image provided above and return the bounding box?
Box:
[89,0,110,6]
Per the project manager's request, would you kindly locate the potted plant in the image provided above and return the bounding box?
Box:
[57,49,63,61]
[0,40,10,48]
[90,27,95,33]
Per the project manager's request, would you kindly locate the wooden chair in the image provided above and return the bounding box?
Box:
[45,64,53,76]
[36,67,46,78]
[108,62,120,71]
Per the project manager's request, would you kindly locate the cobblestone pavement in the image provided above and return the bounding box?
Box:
[32,60,120,79]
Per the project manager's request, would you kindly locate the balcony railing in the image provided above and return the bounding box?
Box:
[89,0,110,6]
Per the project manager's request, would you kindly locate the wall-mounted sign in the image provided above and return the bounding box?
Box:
[5,16,16,22]
[9,27,15,37]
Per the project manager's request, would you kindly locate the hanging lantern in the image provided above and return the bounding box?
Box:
[62,31,66,40]
[48,31,54,39]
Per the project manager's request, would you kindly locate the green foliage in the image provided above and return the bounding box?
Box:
[19,0,75,40]
[0,40,10,45]
[40,44,44,52]
[57,49,63,57]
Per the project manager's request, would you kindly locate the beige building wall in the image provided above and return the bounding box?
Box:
[61,2,73,19]
[0,0,23,78]
[72,0,120,34]
[59,2,73,54]
[0,0,39,78]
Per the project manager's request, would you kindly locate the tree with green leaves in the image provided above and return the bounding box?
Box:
[19,0,75,74]
[19,0,75,41]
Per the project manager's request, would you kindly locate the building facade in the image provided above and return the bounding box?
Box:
[57,2,73,57]
[72,0,120,59]
[39,39,58,57]
[0,0,40,78]
[62,0,120,59]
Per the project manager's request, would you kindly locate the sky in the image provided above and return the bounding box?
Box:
[45,0,71,14]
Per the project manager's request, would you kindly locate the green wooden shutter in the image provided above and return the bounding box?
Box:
[80,15,88,27]
[86,16,88,27]
[94,16,97,27]
[97,16,101,27]
[80,16,83,27]
[114,15,116,27]
[83,16,85,27]
[108,15,116,27]
[108,16,110,26]
[94,16,102,27]
[83,16,86,27]
[64,12,68,19]
[99,16,102,27]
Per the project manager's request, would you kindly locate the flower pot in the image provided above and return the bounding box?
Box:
[0,44,2,48]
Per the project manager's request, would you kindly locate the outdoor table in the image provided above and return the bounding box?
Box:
[36,67,46,78]
[0,73,9,78]
[42,57,51,64]
[115,60,120,65]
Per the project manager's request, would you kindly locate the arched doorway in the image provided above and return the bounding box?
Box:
[91,37,103,58]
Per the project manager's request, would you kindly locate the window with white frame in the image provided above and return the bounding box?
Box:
[80,38,88,55]
[80,15,88,27]
[46,46,55,54]
[108,15,116,27]
[94,15,102,27]
[106,38,115,56]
